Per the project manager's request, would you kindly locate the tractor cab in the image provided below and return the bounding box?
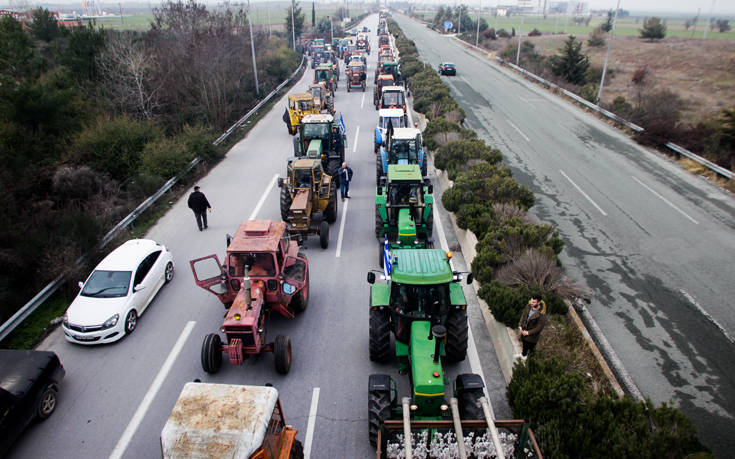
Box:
[294,114,345,177]
[373,74,395,108]
[375,164,433,248]
[374,108,406,152]
[314,64,336,94]
[284,93,316,135]
[378,128,427,180]
[379,86,406,113]
[377,61,404,87]
[308,83,335,114]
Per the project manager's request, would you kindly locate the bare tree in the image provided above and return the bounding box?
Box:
[495,248,582,299]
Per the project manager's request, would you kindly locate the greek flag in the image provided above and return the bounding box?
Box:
[383,235,392,277]
[339,112,346,136]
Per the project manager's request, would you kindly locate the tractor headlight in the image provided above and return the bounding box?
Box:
[102,314,119,330]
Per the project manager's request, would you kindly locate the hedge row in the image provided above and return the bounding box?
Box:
[388,18,709,458]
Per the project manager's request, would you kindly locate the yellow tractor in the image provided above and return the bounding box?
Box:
[278,158,338,249]
[283,93,317,135]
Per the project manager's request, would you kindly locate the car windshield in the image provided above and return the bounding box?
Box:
[444,64,455,69]
[303,123,329,139]
[81,270,131,298]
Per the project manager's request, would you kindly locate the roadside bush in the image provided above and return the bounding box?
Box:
[434,139,502,179]
[587,26,607,47]
[178,124,222,162]
[70,116,162,181]
[497,28,510,38]
[423,118,465,150]
[495,248,578,301]
[528,28,542,37]
[139,136,194,179]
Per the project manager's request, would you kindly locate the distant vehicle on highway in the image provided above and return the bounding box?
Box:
[438,62,456,76]
[62,239,174,345]
[0,349,65,456]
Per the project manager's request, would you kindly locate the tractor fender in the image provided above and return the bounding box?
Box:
[455,373,485,392]
[370,284,391,307]
[369,374,392,392]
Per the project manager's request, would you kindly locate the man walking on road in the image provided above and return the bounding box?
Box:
[517,294,547,360]
[187,186,212,231]
[339,162,353,201]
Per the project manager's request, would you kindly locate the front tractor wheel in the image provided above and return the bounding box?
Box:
[280,186,292,222]
[201,333,223,374]
[274,334,292,374]
[369,308,391,362]
[325,186,338,224]
[319,221,329,249]
[445,308,469,362]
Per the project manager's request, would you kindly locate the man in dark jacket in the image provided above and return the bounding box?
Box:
[338,162,353,201]
[187,186,212,231]
[518,294,547,360]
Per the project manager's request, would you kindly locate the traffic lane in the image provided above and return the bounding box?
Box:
[393,14,735,455]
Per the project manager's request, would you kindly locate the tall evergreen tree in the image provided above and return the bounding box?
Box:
[640,17,666,41]
[550,35,589,85]
[311,2,315,28]
[286,1,305,48]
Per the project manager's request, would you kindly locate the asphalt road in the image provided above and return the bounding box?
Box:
[8,15,509,459]
[393,14,735,457]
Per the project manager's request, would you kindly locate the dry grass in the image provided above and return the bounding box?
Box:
[536,314,617,397]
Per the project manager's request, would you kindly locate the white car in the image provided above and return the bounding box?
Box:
[62,239,174,345]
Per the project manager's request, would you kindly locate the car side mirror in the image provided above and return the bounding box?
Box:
[134,284,146,292]
[467,273,474,284]
[77,281,84,289]
[367,272,376,284]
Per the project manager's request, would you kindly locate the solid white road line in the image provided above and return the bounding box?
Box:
[559,169,608,216]
[431,202,489,397]
[507,120,530,142]
[303,387,320,459]
[632,176,699,224]
[335,198,350,258]
[407,101,415,127]
[248,174,278,220]
[680,290,734,344]
[353,126,360,153]
[109,321,196,459]
[361,92,366,109]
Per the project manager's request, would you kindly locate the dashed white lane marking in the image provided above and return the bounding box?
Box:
[109,321,196,459]
[632,176,699,224]
[680,290,734,344]
[303,387,320,459]
[353,126,360,153]
[559,169,608,216]
[361,91,365,109]
[249,174,278,220]
[335,197,350,258]
[507,120,530,142]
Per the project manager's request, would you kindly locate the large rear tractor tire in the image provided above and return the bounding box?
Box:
[376,154,383,184]
[327,159,341,181]
[280,186,292,222]
[445,308,468,362]
[201,333,223,374]
[319,221,329,249]
[369,308,391,362]
[368,383,392,447]
[274,334,292,374]
[325,187,338,224]
[421,157,428,176]
[425,207,434,238]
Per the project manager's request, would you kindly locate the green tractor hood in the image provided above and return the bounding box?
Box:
[306,139,323,159]
[410,321,445,417]
[397,208,416,244]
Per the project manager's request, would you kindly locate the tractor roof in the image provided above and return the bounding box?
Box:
[387,164,422,182]
[302,113,334,123]
[383,61,398,66]
[289,93,312,101]
[390,249,453,285]
[316,63,332,69]
[382,86,405,93]
[391,127,421,140]
[379,108,405,117]
[377,74,394,81]
[228,220,285,253]
[161,383,278,459]
[292,158,320,169]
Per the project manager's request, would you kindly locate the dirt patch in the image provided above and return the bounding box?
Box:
[482,34,735,125]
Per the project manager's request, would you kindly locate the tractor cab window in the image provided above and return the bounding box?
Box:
[303,123,329,140]
[310,87,320,99]
[391,184,414,205]
[313,168,322,183]
[294,169,312,188]
[316,70,329,81]
[298,100,311,110]
[382,92,400,107]
[390,140,417,163]
[228,252,276,277]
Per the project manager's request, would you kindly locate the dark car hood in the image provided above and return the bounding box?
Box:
[0,350,63,398]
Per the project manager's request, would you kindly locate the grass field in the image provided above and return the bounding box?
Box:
[414,11,735,40]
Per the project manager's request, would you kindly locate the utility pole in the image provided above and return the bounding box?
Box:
[475,0,481,47]
[247,0,259,96]
[596,0,620,104]
[267,1,271,38]
[703,0,716,39]
[291,0,296,51]
[515,15,524,65]
[457,5,461,35]
[329,15,333,42]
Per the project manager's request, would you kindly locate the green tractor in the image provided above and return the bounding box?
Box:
[293,114,346,178]
[375,165,433,263]
[366,248,472,444]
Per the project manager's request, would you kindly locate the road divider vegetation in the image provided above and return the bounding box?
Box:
[389,17,710,458]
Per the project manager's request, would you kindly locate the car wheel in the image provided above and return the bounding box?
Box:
[164,262,174,283]
[36,385,57,420]
[124,310,138,334]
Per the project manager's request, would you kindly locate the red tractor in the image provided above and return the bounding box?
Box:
[190,220,309,375]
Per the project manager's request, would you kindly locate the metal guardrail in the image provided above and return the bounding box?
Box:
[0,55,306,343]
[452,36,734,181]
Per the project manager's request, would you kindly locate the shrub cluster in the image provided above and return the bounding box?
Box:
[389,18,708,457]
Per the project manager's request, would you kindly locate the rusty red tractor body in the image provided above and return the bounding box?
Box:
[190,220,309,375]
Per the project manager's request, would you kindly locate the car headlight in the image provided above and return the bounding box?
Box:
[102,314,119,329]
[62,314,69,327]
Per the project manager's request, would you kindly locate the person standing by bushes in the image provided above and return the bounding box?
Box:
[187,186,212,231]
[518,294,547,360]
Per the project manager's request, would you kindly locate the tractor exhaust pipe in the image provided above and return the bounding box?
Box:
[243,275,252,309]
[450,398,468,459]
[431,325,446,364]
[401,397,413,459]
[480,396,506,459]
